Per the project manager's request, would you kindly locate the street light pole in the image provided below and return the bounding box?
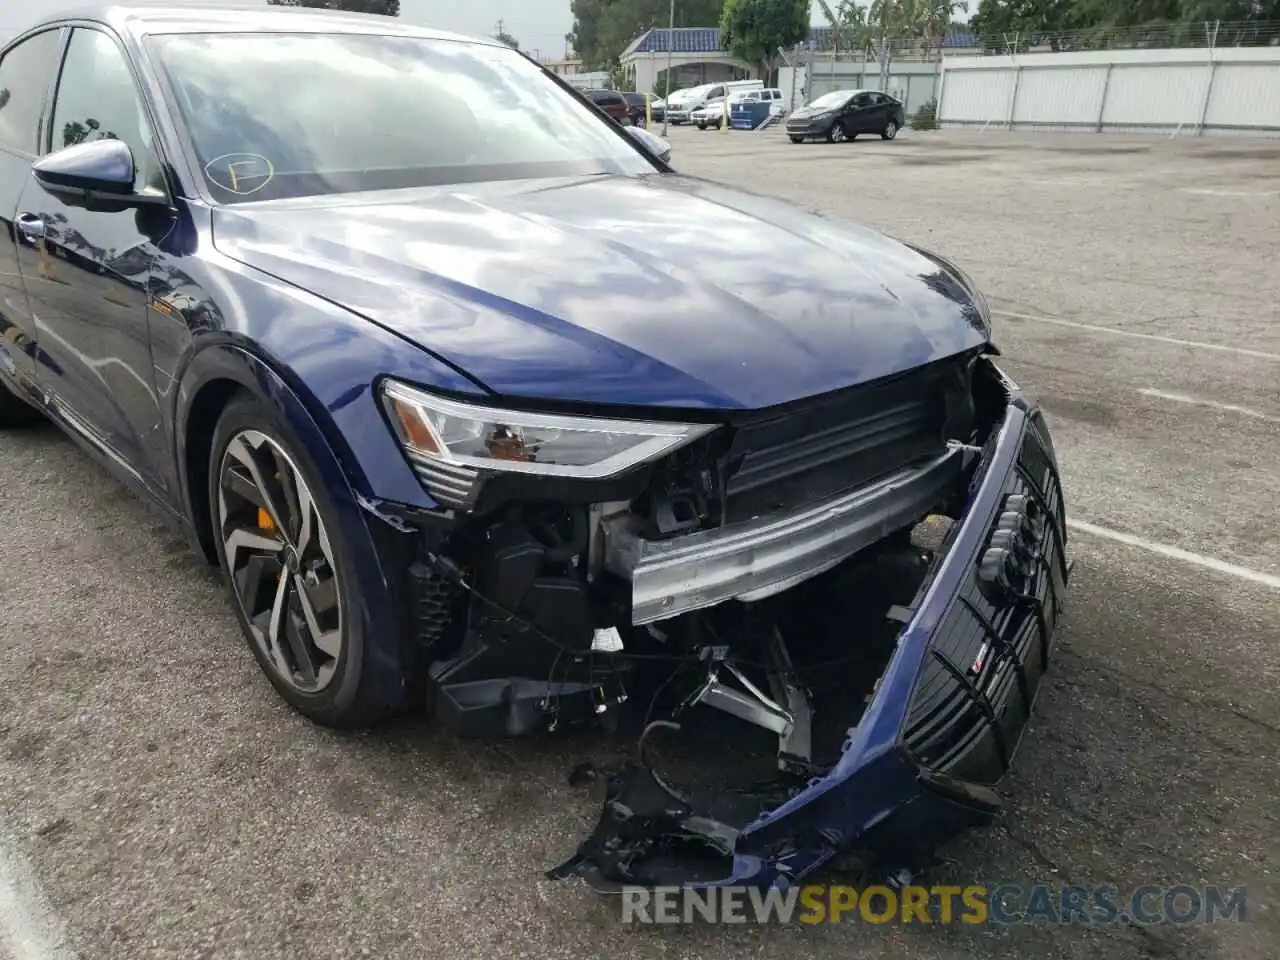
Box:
[661,0,674,136]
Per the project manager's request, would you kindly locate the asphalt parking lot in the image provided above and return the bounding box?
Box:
[1,126,1277,960]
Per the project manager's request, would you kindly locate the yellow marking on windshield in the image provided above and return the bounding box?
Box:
[204,153,276,196]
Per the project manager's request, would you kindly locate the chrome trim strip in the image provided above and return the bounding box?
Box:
[51,397,143,482]
[608,448,964,624]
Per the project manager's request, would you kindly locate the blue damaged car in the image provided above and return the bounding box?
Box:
[0,5,1069,887]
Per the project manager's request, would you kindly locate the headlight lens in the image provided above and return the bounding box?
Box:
[381,381,716,507]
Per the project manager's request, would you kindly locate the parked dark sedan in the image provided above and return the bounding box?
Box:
[786,88,906,143]
[621,91,651,126]
[0,5,1067,891]
[583,88,629,124]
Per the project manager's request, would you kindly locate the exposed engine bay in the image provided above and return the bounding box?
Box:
[399,352,1064,886]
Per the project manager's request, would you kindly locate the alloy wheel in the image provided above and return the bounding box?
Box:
[217,429,343,692]
[829,123,846,143]
[884,121,898,139]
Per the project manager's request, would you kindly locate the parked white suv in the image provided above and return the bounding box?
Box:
[741,87,788,117]
[693,89,757,129]
[672,79,763,124]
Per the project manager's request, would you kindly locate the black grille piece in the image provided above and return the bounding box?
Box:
[901,421,1066,784]
[408,560,461,655]
[721,357,971,525]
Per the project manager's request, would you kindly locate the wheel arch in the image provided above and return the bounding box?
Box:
[174,341,370,565]
[174,340,415,712]
[184,376,244,563]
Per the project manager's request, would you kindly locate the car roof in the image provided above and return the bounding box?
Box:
[13,2,492,47]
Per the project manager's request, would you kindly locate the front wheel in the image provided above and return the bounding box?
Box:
[696,123,706,130]
[210,393,390,729]
[827,122,846,143]
[789,135,804,143]
[882,120,898,140]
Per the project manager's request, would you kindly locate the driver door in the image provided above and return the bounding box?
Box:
[846,92,875,134]
[0,28,65,396]
[15,25,171,492]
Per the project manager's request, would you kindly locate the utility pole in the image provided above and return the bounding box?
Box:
[661,0,675,136]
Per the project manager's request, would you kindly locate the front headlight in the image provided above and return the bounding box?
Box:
[381,381,717,509]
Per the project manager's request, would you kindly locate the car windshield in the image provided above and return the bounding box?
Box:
[148,31,655,203]
[808,90,855,110]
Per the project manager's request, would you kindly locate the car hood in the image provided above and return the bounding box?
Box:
[211,174,989,410]
[791,105,836,120]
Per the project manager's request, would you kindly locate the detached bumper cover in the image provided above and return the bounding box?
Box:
[557,396,1069,889]
[607,448,965,624]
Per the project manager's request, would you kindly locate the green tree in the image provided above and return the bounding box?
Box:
[970,0,1087,49]
[817,0,872,55]
[965,0,1280,51]
[719,0,809,80]
[897,0,965,60]
[266,0,400,15]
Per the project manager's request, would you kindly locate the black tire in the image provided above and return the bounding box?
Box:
[696,123,706,130]
[0,380,44,427]
[789,135,804,143]
[882,120,898,140]
[209,392,391,729]
[827,122,847,144]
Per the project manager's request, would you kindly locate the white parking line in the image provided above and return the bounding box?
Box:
[1068,519,1280,590]
[994,310,1280,362]
[1179,187,1280,198]
[0,840,74,960]
[1137,388,1279,423]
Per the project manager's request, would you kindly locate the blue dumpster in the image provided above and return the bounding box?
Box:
[730,100,771,130]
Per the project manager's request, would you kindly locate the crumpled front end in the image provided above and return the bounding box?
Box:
[549,367,1070,890]
[371,346,1067,889]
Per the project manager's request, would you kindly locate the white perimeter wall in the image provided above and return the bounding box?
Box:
[937,47,1280,136]
[783,58,941,116]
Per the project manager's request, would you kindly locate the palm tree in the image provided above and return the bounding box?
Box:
[817,0,873,92]
[897,0,963,61]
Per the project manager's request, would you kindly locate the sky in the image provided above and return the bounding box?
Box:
[1,0,975,64]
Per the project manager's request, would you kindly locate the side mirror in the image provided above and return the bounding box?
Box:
[624,125,671,165]
[32,139,168,212]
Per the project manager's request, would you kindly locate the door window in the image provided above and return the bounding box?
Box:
[852,93,873,108]
[0,30,64,155]
[48,27,162,190]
